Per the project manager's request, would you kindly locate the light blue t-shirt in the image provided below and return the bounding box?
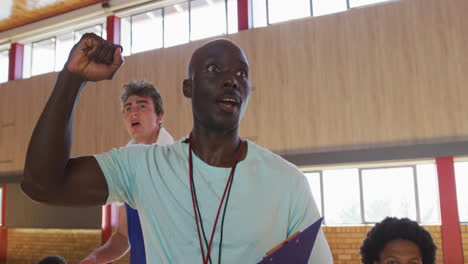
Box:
[94,139,332,264]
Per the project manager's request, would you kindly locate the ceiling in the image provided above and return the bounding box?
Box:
[0,0,104,32]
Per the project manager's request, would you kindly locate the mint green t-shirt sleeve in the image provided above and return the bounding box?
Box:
[93,146,138,207]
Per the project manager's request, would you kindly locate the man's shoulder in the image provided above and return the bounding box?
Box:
[247,140,302,174]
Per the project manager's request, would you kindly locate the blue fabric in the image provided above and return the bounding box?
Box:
[95,139,332,263]
[126,203,146,264]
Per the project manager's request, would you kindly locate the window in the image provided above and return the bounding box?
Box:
[416,164,440,223]
[23,44,32,78]
[305,172,323,216]
[55,32,74,71]
[121,16,132,56]
[131,10,163,54]
[323,168,361,225]
[164,3,189,48]
[22,23,105,77]
[349,0,391,8]
[190,0,228,41]
[312,0,347,17]
[251,0,393,27]
[31,38,55,76]
[74,24,105,43]
[268,0,311,24]
[304,162,440,225]
[251,0,268,27]
[227,0,239,34]
[361,167,417,222]
[121,1,237,54]
[454,162,468,222]
[0,49,9,83]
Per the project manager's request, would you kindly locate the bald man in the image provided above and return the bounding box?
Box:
[22,33,333,263]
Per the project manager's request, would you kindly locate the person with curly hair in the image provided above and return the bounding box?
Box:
[37,256,67,264]
[360,217,437,264]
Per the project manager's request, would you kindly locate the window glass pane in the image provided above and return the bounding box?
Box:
[55,32,74,71]
[455,162,468,222]
[23,43,32,78]
[268,0,310,24]
[121,16,132,56]
[312,0,347,17]
[305,172,322,216]
[0,50,9,83]
[349,0,390,8]
[227,0,238,34]
[131,10,163,54]
[323,168,360,225]
[190,0,227,41]
[362,167,417,222]
[164,3,189,48]
[416,164,440,224]
[74,24,104,44]
[32,38,55,76]
[102,22,107,40]
[252,0,267,27]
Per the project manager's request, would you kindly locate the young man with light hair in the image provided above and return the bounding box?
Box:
[80,80,173,263]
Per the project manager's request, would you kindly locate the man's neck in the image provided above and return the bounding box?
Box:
[190,126,246,167]
[134,128,160,145]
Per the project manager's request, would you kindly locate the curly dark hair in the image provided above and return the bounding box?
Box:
[360,217,436,264]
[121,80,164,115]
[37,256,67,264]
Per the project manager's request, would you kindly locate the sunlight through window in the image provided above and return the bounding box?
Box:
[32,38,55,76]
[164,3,189,48]
[268,0,310,24]
[131,10,163,54]
[0,50,9,83]
[190,0,227,41]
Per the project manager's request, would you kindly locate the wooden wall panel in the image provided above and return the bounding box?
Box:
[0,0,467,175]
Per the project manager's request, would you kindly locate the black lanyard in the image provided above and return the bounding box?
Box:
[188,135,243,264]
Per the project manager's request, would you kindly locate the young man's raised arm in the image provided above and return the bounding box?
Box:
[22,33,124,207]
[79,205,130,263]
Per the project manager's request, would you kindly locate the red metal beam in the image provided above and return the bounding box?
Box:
[106,15,121,45]
[237,0,251,31]
[8,43,23,81]
[101,205,112,245]
[101,15,121,248]
[435,157,464,264]
[0,185,8,262]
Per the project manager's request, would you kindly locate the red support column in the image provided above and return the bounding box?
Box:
[101,205,112,245]
[8,43,23,81]
[106,15,121,45]
[435,157,464,264]
[0,185,8,263]
[237,0,251,31]
[101,15,121,249]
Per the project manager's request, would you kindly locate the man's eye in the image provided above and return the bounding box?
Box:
[139,105,146,109]
[125,107,131,112]
[236,70,246,77]
[208,65,220,72]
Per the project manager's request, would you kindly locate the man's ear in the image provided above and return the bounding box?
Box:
[183,79,192,98]
[156,113,164,125]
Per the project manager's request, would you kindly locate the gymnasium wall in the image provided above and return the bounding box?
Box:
[4,225,445,264]
[0,0,467,176]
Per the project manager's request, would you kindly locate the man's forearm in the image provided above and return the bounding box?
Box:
[22,69,87,196]
[81,232,130,263]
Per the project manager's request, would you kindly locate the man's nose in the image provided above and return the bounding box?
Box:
[223,73,238,89]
